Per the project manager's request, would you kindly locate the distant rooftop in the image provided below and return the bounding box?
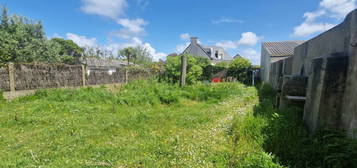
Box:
[82,57,131,67]
[262,41,306,57]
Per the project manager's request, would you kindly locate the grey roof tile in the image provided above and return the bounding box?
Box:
[262,41,306,56]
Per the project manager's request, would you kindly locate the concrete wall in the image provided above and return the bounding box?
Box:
[87,67,126,85]
[291,9,357,138]
[0,67,10,91]
[14,64,83,90]
[260,46,271,82]
[1,63,157,92]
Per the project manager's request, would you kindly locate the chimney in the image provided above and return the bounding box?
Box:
[191,37,198,44]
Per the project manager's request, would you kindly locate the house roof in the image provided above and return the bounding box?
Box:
[182,37,233,61]
[203,45,232,60]
[82,57,130,67]
[262,41,305,57]
[233,53,242,59]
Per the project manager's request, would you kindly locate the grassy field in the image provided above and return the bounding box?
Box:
[0,80,266,167]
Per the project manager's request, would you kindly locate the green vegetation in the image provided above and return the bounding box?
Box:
[0,7,84,65]
[227,57,253,85]
[163,54,208,84]
[0,89,4,102]
[230,83,357,168]
[0,80,258,167]
[119,46,153,66]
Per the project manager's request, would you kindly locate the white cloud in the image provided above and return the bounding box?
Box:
[241,48,260,65]
[104,37,166,61]
[114,18,148,39]
[66,33,97,47]
[81,0,127,19]
[180,33,190,40]
[215,32,260,50]
[238,32,260,46]
[212,17,243,24]
[304,10,326,22]
[320,0,356,18]
[293,22,335,37]
[293,0,356,37]
[216,41,237,50]
[175,42,190,53]
[66,33,165,61]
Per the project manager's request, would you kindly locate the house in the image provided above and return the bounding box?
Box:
[182,37,233,61]
[260,41,305,82]
[233,53,242,59]
[81,57,132,75]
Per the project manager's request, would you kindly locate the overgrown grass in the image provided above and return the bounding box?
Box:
[231,83,357,168]
[0,80,258,167]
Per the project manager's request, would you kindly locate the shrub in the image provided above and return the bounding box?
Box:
[228,57,253,85]
[163,54,209,84]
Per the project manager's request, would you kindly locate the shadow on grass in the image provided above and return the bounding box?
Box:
[252,83,357,168]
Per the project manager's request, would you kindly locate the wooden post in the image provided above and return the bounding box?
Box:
[8,63,15,92]
[124,68,128,84]
[180,55,187,87]
[81,65,86,86]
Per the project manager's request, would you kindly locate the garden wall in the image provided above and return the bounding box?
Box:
[0,63,156,92]
[0,67,10,91]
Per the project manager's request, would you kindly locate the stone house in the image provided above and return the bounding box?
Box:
[182,37,233,61]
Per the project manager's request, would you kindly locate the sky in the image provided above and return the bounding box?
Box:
[1,0,356,65]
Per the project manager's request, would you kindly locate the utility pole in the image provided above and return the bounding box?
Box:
[180,55,187,87]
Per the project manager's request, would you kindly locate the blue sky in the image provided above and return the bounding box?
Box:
[2,0,356,64]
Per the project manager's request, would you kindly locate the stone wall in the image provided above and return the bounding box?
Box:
[128,68,156,83]
[0,67,10,91]
[14,63,83,90]
[87,68,126,85]
[1,63,157,92]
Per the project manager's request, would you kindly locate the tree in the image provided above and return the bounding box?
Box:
[134,46,153,65]
[164,54,204,84]
[228,57,253,84]
[1,6,9,30]
[119,47,136,65]
[0,7,82,65]
[51,38,84,64]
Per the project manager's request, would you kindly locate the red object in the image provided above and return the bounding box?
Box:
[212,78,221,83]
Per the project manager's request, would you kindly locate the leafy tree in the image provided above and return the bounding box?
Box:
[134,46,153,65]
[164,54,204,84]
[228,57,253,84]
[119,47,136,65]
[51,38,83,64]
[0,7,83,65]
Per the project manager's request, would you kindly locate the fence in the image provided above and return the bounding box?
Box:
[0,63,157,92]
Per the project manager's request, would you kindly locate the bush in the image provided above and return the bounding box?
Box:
[163,54,208,84]
[228,57,253,85]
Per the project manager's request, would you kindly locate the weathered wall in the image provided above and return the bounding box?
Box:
[269,60,284,90]
[14,64,83,90]
[291,9,357,138]
[1,63,157,92]
[128,68,155,83]
[260,46,270,82]
[292,11,355,76]
[0,67,10,91]
[87,68,126,85]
